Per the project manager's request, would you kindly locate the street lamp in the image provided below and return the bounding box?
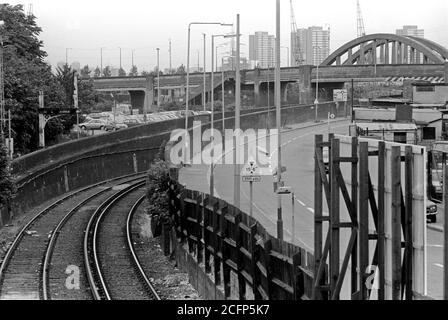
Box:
[65,48,72,66]
[100,47,106,77]
[210,33,237,197]
[314,46,321,122]
[156,48,160,109]
[275,0,283,240]
[202,33,206,111]
[184,21,233,164]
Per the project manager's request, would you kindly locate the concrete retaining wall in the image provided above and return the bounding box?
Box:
[2,103,344,227]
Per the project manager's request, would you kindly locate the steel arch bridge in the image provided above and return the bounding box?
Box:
[322,33,448,66]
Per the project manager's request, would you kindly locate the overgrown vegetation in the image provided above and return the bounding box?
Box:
[0,143,16,208]
[146,157,171,236]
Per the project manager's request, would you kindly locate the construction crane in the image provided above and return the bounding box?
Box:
[290,0,303,66]
[356,0,366,38]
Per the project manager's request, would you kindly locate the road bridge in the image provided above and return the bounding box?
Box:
[92,34,448,111]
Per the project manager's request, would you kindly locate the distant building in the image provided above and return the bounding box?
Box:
[396,26,425,63]
[249,31,275,68]
[396,25,424,38]
[220,51,251,71]
[291,26,330,66]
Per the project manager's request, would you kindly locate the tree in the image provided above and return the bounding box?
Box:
[0,143,16,208]
[102,66,111,77]
[176,64,186,75]
[118,67,126,77]
[1,4,67,153]
[141,70,150,77]
[129,65,138,76]
[80,65,91,78]
[93,66,101,78]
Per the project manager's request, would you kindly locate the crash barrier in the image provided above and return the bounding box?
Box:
[1,102,346,227]
[162,176,319,300]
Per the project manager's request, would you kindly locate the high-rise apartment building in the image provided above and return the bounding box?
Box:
[396,25,424,38]
[249,31,275,68]
[291,26,330,66]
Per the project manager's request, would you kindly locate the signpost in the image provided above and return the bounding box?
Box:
[241,158,261,217]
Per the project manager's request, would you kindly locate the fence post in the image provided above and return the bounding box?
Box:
[250,224,261,300]
[235,213,246,300]
[391,146,402,300]
[196,193,203,264]
[378,141,386,300]
[214,201,223,286]
[330,138,340,299]
[204,196,212,274]
[351,137,359,297]
[359,142,369,299]
[314,135,323,299]
[264,238,273,300]
[222,206,231,299]
[404,146,413,300]
[444,164,448,300]
[292,251,303,300]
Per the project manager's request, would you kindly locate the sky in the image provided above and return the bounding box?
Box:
[6,0,448,72]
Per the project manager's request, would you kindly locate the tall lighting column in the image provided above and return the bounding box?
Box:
[184,21,233,164]
[233,14,241,208]
[156,48,160,109]
[275,0,283,240]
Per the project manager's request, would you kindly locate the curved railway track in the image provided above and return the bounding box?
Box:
[0,174,160,300]
[84,180,160,300]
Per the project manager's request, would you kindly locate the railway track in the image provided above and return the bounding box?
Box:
[0,173,154,300]
[84,181,160,300]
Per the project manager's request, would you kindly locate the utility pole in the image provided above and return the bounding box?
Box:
[119,47,122,71]
[0,28,4,139]
[275,0,283,240]
[233,14,241,208]
[169,39,172,74]
[203,33,207,111]
[100,47,105,77]
[132,49,135,68]
[157,48,160,109]
[66,48,72,66]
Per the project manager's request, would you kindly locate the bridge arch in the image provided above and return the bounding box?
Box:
[322,33,447,66]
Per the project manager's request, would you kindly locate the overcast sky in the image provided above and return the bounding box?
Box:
[7,0,448,72]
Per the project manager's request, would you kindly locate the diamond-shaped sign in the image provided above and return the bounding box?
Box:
[241,158,260,177]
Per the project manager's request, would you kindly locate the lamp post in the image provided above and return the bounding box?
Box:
[100,47,106,77]
[203,33,206,111]
[275,0,283,240]
[118,47,122,71]
[156,48,160,109]
[314,46,321,122]
[185,21,233,164]
[65,48,72,66]
[210,34,237,197]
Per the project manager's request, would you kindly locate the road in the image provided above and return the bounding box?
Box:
[179,120,444,300]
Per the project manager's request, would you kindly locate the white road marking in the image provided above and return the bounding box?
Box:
[428,244,443,248]
[434,263,444,268]
[307,208,314,213]
[297,199,306,206]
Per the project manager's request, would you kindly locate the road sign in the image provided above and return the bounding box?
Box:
[241,158,260,177]
[242,176,261,183]
[329,113,335,119]
[277,186,293,194]
[333,89,348,102]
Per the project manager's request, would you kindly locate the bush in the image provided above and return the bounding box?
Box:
[0,143,16,208]
[146,157,172,235]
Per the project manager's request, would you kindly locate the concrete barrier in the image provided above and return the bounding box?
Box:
[2,103,344,227]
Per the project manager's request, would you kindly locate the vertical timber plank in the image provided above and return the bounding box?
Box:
[378,141,386,300]
[404,146,413,300]
[391,146,402,300]
[330,138,340,299]
[359,142,369,300]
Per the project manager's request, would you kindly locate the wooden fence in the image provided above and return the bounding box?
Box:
[165,178,319,300]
